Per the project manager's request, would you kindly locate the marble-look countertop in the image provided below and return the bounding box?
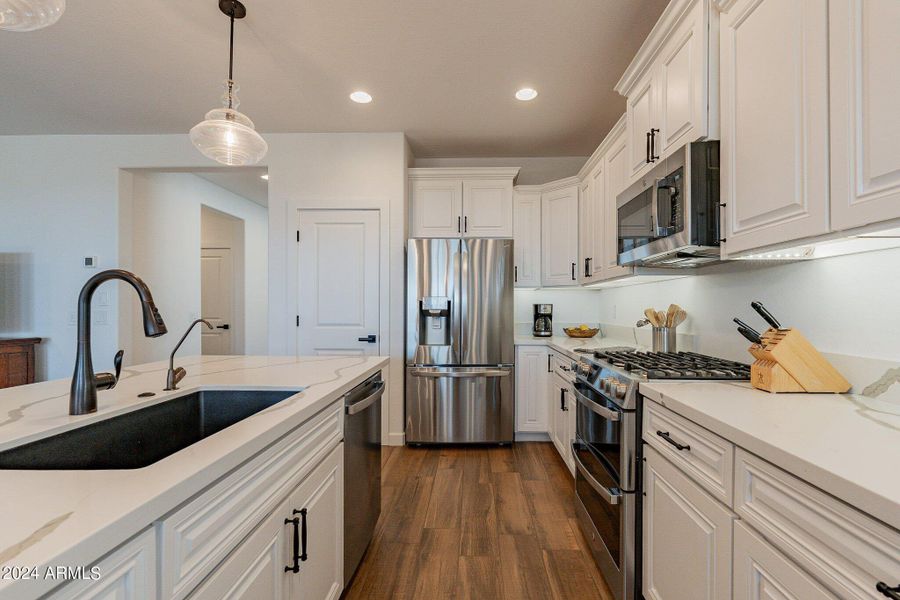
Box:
[0,354,388,600]
[640,380,900,532]
[514,334,641,361]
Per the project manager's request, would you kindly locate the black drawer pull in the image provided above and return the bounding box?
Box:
[284,517,300,573]
[571,262,576,281]
[295,508,309,561]
[878,582,900,599]
[656,430,690,451]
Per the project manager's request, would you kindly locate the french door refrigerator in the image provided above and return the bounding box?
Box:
[405,238,515,444]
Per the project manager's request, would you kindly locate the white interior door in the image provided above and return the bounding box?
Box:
[297,210,380,356]
[201,247,235,355]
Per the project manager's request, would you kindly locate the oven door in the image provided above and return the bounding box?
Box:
[573,438,636,600]
[572,381,636,491]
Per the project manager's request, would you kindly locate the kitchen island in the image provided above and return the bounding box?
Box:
[0,354,387,600]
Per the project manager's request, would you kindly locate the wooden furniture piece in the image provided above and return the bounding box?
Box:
[747,328,850,393]
[0,337,41,389]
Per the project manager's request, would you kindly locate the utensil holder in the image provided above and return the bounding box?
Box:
[652,327,676,353]
[748,328,850,393]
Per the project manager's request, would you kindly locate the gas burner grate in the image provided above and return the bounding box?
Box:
[592,350,751,380]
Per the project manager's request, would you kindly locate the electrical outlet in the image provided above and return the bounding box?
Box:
[612,304,617,320]
[96,290,110,307]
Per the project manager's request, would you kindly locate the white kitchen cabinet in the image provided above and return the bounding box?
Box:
[541,182,580,286]
[409,178,463,238]
[602,120,633,279]
[513,188,542,287]
[549,370,573,473]
[733,521,838,600]
[643,445,734,600]
[829,0,900,231]
[515,345,549,432]
[408,168,519,239]
[47,529,156,600]
[463,179,514,237]
[719,0,830,255]
[579,163,606,284]
[626,69,657,180]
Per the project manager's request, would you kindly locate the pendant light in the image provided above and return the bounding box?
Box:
[190,0,267,166]
[0,0,65,31]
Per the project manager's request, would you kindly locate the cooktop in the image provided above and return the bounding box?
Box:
[591,350,751,381]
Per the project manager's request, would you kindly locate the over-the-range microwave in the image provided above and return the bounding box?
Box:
[617,141,721,268]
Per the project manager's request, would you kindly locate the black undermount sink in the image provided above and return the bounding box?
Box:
[0,389,296,470]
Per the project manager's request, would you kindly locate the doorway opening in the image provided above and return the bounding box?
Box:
[201,207,244,355]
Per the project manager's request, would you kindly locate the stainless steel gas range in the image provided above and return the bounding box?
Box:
[570,349,750,600]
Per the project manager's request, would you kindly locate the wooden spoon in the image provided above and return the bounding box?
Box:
[657,310,667,327]
[666,304,678,327]
[672,308,687,327]
[644,308,659,326]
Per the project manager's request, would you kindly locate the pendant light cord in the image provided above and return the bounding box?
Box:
[228,10,235,81]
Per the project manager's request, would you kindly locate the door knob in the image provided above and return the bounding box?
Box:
[358,334,377,343]
[216,324,230,330]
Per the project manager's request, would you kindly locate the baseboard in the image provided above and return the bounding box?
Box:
[384,431,406,446]
[515,431,551,442]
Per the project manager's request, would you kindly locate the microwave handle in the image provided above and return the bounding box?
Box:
[653,179,678,237]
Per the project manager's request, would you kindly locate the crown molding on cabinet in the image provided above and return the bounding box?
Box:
[615,0,714,96]
[713,0,738,12]
[407,167,521,181]
[515,175,580,194]
[577,114,627,181]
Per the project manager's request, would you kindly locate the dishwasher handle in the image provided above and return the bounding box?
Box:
[345,381,385,416]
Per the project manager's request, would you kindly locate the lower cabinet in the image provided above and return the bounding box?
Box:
[643,445,734,600]
[514,346,549,433]
[733,521,838,600]
[549,370,574,474]
[192,443,344,600]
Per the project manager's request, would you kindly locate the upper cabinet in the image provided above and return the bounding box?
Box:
[719,0,830,255]
[617,0,718,183]
[408,168,519,238]
[829,0,900,231]
[541,181,580,287]
[602,119,633,279]
[513,188,542,288]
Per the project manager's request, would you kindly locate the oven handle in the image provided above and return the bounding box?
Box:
[409,368,510,378]
[572,385,620,422]
[572,442,621,505]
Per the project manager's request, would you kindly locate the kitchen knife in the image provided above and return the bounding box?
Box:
[751,301,782,329]
[733,318,761,340]
[736,325,762,345]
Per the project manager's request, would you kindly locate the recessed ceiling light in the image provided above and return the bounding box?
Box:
[515,88,538,101]
[260,173,269,181]
[349,91,373,104]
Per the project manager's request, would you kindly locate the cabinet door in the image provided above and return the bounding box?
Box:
[463,179,514,237]
[643,445,734,600]
[733,521,838,600]
[47,529,156,600]
[513,190,542,287]
[627,69,657,180]
[410,179,463,238]
[588,163,606,281]
[189,499,291,600]
[720,0,830,255]
[829,0,900,230]
[515,346,549,432]
[287,444,343,600]
[578,176,595,283]
[602,127,633,279]
[658,0,710,155]
[541,185,579,286]
[549,372,569,461]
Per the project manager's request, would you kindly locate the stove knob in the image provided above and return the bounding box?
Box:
[602,378,614,394]
[614,382,628,399]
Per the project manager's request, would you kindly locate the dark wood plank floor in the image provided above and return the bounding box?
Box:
[344,443,614,600]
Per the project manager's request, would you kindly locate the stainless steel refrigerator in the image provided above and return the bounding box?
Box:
[405,238,515,444]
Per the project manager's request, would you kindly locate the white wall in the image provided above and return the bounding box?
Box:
[413,156,588,185]
[595,248,900,366]
[121,171,268,364]
[514,289,603,334]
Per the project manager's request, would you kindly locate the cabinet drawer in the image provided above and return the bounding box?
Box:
[160,400,342,600]
[549,352,573,380]
[643,400,734,505]
[735,449,900,599]
[47,528,156,600]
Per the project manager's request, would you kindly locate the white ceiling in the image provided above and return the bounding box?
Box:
[0,0,668,157]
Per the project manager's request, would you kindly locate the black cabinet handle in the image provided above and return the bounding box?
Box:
[284,517,300,573]
[561,388,568,411]
[358,334,377,343]
[650,128,660,162]
[646,131,652,164]
[571,262,576,281]
[656,430,690,451]
[216,324,230,330]
[294,508,309,562]
[878,583,900,599]
[464,216,468,233]
[514,265,518,282]
[457,216,461,233]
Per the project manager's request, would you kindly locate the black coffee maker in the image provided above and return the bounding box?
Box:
[532,304,553,337]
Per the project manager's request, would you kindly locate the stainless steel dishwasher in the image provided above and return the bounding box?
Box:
[343,371,384,586]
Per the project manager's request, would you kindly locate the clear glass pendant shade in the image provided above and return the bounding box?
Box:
[190,80,268,166]
[0,0,65,31]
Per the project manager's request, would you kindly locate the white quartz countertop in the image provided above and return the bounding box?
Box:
[0,354,388,599]
[639,380,900,532]
[514,334,640,361]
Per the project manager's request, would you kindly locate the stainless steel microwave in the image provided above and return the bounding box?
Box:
[616,141,721,268]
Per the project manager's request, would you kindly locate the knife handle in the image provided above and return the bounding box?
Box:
[737,326,762,345]
[751,301,781,330]
[733,318,761,340]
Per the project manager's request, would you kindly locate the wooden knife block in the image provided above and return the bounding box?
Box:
[748,328,850,393]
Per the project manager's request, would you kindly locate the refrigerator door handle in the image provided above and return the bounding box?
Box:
[409,368,510,378]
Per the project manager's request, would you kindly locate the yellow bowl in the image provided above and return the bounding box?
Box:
[563,327,599,338]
